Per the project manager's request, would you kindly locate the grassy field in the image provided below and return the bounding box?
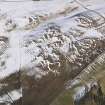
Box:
[51,63,105,105]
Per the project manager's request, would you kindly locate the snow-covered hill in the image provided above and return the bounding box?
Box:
[0,0,105,105]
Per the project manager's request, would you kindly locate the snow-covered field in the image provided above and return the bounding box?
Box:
[0,0,105,79]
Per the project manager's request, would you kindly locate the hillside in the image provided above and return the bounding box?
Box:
[0,0,105,105]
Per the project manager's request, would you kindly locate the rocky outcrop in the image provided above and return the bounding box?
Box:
[74,81,105,105]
